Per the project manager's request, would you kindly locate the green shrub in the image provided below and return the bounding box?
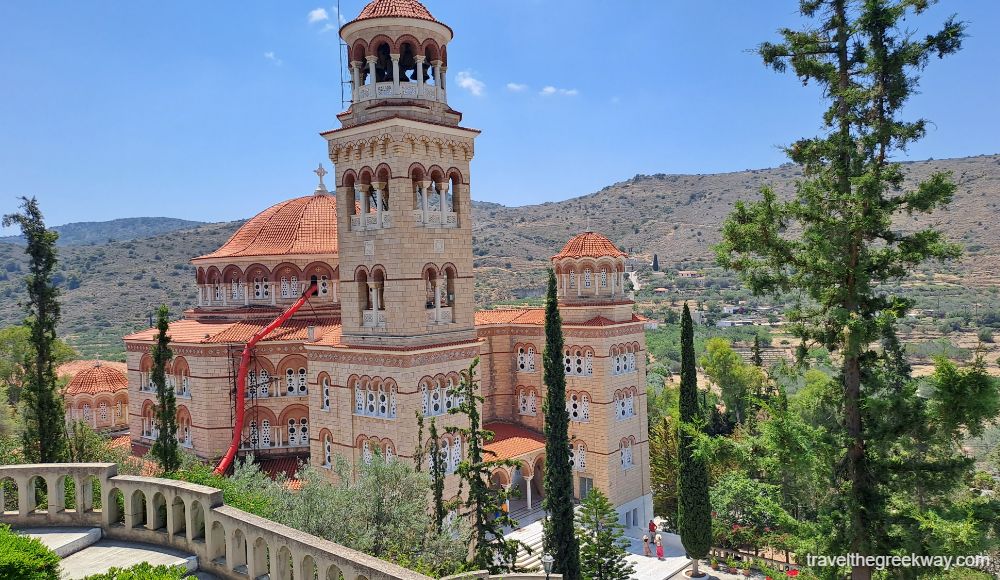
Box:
[0,524,61,580]
[82,563,192,579]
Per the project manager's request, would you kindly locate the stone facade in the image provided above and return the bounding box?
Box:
[122,0,651,533]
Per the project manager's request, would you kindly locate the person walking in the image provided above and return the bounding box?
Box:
[655,534,664,560]
[648,519,657,535]
[642,535,652,557]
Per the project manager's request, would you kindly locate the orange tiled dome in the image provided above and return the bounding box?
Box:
[552,232,627,260]
[356,0,436,22]
[64,362,128,396]
[197,195,339,260]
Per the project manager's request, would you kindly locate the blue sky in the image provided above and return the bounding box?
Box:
[1,1,997,232]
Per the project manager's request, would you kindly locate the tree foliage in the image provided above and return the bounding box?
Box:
[150,305,180,473]
[576,489,636,580]
[447,358,525,573]
[650,415,680,531]
[541,269,581,580]
[0,325,75,407]
[677,304,712,573]
[716,2,980,577]
[3,197,67,463]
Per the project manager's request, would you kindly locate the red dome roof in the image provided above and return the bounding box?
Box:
[197,194,339,260]
[64,362,128,396]
[355,0,436,22]
[552,232,627,260]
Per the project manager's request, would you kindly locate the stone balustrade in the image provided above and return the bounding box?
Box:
[1,463,556,580]
[0,463,430,580]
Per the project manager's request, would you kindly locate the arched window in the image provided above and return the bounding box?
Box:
[99,401,108,422]
[584,350,594,376]
[620,438,635,470]
[82,404,91,421]
[584,269,592,288]
[516,345,536,372]
[323,432,333,467]
[570,441,587,472]
[384,440,396,462]
[362,440,374,465]
[321,376,331,410]
[353,376,397,419]
[517,387,537,417]
[287,416,308,447]
[569,271,576,289]
[566,391,590,423]
[260,419,272,448]
[600,268,608,288]
[449,436,462,474]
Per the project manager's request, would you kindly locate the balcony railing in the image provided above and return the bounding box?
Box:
[241,426,310,451]
[412,210,457,228]
[350,211,393,232]
[426,306,453,325]
[362,309,386,329]
[357,81,443,103]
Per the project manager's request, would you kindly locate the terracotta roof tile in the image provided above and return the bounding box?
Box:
[258,457,304,482]
[124,320,236,343]
[483,422,545,461]
[355,0,436,22]
[63,362,128,396]
[205,318,342,344]
[195,194,339,261]
[552,232,627,260]
[474,308,546,326]
[58,359,127,378]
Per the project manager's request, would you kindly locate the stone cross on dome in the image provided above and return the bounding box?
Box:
[314,163,328,195]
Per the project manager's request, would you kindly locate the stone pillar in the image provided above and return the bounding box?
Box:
[421,181,431,224]
[415,55,426,92]
[366,56,377,89]
[373,181,386,228]
[525,476,533,509]
[351,61,361,101]
[431,60,443,101]
[434,278,442,323]
[243,281,249,306]
[438,181,449,225]
[439,64,447,100]
[611,269,616,297]
[197,287,203,307]
[390,54,400,94]
[358,184,371,229]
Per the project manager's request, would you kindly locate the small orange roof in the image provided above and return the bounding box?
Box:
[58,359,127,378]
[63,362,128,396]
[483,422,545,461]
[124,318,343,346]
[205,318,341,344]
[552,231,627,260]
[195,194,339,261]
[475,308,546,326]
[355,0,436,22]
[124,319,236,343]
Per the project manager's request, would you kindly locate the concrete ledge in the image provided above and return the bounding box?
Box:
[20,527,103,558]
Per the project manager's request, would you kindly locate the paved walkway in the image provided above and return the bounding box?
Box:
[21,527,215,580]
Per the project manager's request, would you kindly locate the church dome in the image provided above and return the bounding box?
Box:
[553,232,627,261]
[355,0,437,23]
[64,362,128,396]
[197,194,339,260]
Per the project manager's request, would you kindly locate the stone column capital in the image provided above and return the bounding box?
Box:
[365,56,378,64]
[414,55,426,63]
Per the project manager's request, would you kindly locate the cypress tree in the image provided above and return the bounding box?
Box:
[677,304,710,576]
[3,197,67,463]
[413,411,425,472]
[541,269,581,580]
[150,305,181,473]
[751,334,763,368]
[652,254,659,272]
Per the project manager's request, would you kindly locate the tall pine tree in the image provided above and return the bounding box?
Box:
[150,305,181,472]
[3,197,67,463]
[575,489,636,580]
[717,2,971,577]
[677,304,710,577]
[428,417,446,532]
[447,358,526,573]
[541,269,581,580]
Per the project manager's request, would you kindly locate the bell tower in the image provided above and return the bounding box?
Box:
[325,0,479,348]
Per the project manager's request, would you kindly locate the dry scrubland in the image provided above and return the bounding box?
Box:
[0,154,997,358]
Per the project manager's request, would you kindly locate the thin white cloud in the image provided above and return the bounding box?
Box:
[541,86,578,97]
[264,51,283,66]
[308,8,329,23]
[457,71,486,96]
[506,82,528,92]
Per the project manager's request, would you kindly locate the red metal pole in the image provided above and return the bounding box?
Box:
[213,283,318,475]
